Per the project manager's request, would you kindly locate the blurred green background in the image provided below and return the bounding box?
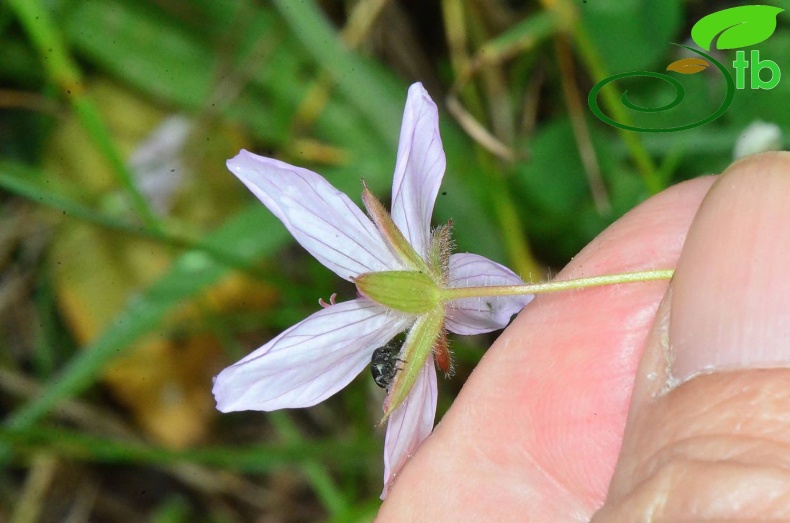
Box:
[1,0,787,521]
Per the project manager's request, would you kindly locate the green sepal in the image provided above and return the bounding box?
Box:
[361,182,428,272]
[354,270,440,314]
[427,220,453,284]
[382,307,444,420]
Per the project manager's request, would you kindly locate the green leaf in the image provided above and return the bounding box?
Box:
[691,5,784,51]
[59,0,506,263]
[512,118,645,263]
[271,0,402,147]
[0,424,368,472]
[270,0,507,261]
[579,0,683,72]
[0,161,259,274]
[4,203,287,433]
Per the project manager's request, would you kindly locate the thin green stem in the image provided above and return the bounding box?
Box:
[571,22,661,193]
[441,269,674,300]
[7,0,160,229]
[0,163,261,277]
[268,412,349,516]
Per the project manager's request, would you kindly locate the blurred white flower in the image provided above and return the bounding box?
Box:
[733,120,782,160]
[129,115,191,214]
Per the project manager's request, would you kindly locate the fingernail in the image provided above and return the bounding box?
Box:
[669,152,790,383]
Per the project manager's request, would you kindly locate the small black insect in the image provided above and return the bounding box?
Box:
[370,342,402,388]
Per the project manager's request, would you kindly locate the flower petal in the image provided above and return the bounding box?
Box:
[213,298,412,412]
[390,83,446,257]
[381,356,437,499]
[445,253,533,335]
[228,150,403,281]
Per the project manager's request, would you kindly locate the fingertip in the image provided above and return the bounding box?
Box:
[670,151,790,382]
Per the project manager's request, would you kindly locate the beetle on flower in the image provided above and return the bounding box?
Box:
[212,83,532,497]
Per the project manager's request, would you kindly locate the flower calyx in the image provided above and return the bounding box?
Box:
[354,271,440,314]
[361,181,428,272]
[355,183,454,315]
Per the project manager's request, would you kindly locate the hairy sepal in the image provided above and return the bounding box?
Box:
[354,271,440,314]
[382,307,444,421]
[427,221,453,284]
[432,327,453,376]
[362,181,428,272]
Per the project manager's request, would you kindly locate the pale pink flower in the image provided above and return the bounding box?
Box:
[212,83,531,498]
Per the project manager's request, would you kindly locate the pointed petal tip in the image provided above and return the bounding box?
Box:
[391,82,446,258]
[211,299,410,414]
[405,82,440,117]
[211,373,239,413]
[212,366,257,413]
[381,358,437,499]
[224,148,403,279]
[407,81,427,97]
[226,148,254,168]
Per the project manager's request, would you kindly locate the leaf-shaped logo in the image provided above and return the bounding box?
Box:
[691,5,784,51]
[666,58,710,74]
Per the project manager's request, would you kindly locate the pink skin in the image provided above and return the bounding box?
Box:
[377,175,717,520]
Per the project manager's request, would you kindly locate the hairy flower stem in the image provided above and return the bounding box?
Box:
[440,269,674,300]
